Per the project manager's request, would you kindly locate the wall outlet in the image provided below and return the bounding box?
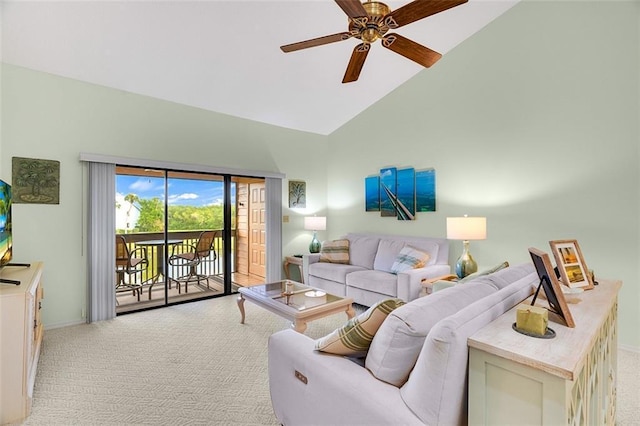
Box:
[283,215,289,223]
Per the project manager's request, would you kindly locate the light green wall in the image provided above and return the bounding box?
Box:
[0,64,328,327]
[328,1,639,349]
[1,1,638,349]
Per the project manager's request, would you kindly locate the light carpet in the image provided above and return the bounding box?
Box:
[25,295,639,425]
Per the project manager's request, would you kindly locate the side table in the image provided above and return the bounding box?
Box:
[283,256,304,283]
[420,274,458,296]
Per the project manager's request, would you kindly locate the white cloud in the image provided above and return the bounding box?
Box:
[130,178,156,192]
[168,193,199,204]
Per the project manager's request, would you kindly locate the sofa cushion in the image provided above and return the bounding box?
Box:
[365,279,500,387]
[319,239,350,264]
[457,261,509,284]
[432,261,509,292]
[346,270,398,297]
[373,239,407,272]
[487,262,537,290]
[308,262,366,283]
[390,246,431,274]
[346,234,381,269]
[314,298,405,357]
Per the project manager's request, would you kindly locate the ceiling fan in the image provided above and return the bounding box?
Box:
[280,0,468,83]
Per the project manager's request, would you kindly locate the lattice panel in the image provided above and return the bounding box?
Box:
[567,301,618,425]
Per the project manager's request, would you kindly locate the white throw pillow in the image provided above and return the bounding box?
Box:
[390,246,430,274]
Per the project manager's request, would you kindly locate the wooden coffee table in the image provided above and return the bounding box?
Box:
[237,280,355,333]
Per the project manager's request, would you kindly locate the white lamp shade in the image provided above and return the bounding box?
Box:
[446,217,487,240]
[304,216,326,231]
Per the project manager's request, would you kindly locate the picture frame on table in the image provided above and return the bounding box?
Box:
[528,247,575,328]
[549,239,594,290]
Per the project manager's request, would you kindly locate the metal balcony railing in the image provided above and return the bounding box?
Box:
[117,229,235,285]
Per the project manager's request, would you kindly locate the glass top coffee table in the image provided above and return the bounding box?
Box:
[237,280,355,333]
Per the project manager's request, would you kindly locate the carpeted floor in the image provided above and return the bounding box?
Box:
[25,295,639,425]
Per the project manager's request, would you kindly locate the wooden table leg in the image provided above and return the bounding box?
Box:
[293,320,308,334]
[237,294,246,324]
[345,304,356,319]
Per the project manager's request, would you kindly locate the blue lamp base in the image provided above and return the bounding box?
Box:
[309,231,321,253]
[455,240,478,278]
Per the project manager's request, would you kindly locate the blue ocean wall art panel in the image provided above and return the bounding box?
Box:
[365,176,380,212]
[396,168,416,220]
[416,168,436,212]
[364,166,436,220]
[379,167,397,218]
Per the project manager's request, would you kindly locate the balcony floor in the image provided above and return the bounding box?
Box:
[116,272,264,314]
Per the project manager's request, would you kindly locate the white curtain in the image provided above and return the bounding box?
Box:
[87,162,116,322]
[265,177,283,283]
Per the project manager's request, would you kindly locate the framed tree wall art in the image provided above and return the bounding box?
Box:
[12,157,60,204]
[288,180,306,208]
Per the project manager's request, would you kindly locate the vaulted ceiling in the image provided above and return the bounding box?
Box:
[1,1,518,135]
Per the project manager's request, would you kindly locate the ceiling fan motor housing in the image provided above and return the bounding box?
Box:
[349,1,391,43]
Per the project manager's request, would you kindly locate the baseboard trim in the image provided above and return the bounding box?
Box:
[619,344,640,354]
[45,319,86,330]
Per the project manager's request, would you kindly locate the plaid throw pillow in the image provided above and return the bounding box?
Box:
[319,239,350,264]
[390,246,430,274]
[315,298,405,357]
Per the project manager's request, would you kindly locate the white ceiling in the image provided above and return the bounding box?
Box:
[1,0,519,135]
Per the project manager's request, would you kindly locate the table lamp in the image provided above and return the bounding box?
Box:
[304,216,326,253]
[446,216,487,278]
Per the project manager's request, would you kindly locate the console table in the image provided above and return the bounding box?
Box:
[0,262,44,425]
[468,278,621,425]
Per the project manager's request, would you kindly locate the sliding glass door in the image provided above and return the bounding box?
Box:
[165,171,227,302]
[115,166,265,313]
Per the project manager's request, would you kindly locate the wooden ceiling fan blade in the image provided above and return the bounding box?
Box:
[335,0,368,19]
[343,43,370,83]
[382,34,442,68]
[280,32,353,53]
[385,0,468,29]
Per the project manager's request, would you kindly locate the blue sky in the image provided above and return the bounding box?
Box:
[116,175,231,207]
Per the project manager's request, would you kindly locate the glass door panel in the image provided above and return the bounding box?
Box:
[115,167,167,312]
[165,171,226,303]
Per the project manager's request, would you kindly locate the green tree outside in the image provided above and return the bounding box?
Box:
[126,197,234,233]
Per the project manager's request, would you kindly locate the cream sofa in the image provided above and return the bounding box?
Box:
[269,263,537,426]
[303,233,450,306]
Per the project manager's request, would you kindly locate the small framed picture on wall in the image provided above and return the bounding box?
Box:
[549,239,594,290]
[288,180,306,208]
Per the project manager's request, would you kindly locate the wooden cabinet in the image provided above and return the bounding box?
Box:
[468,279,621,425]
[0,262,44,425]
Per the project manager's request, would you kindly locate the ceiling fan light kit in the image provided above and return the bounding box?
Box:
[280,0,468,83]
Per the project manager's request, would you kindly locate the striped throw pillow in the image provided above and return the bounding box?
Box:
[319,239,350,264]
[390,245,430,274]
[314,298,405,357]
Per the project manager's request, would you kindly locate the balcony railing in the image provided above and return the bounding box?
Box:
[117,229,234,285]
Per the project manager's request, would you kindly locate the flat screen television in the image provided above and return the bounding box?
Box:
[0,179,12,268]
